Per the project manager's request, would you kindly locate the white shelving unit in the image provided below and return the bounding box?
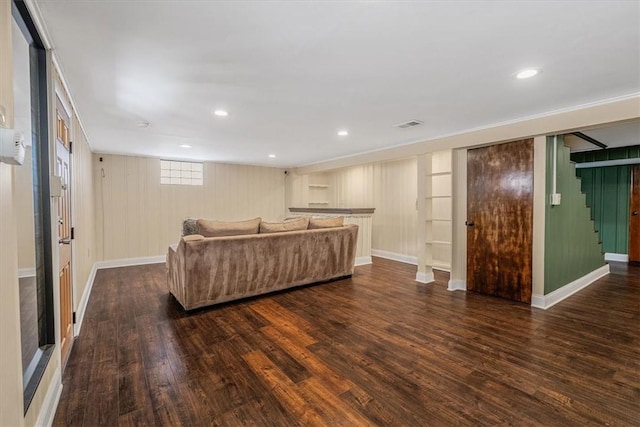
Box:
[308,178,330,207]
[417,150,453,283]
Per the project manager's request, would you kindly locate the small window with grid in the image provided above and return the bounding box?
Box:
[160,160,203,186]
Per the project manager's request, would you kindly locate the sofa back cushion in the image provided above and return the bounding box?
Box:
[308,216,344,229]
[196,217,261,238]
[260,217,309,234]
[182,218,200,236]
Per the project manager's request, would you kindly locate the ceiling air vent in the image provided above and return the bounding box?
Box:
[394,119,424,129]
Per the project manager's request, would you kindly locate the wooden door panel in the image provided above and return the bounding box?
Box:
[630,165,640,264]
[56,96,73,367]
[467,139,533,303]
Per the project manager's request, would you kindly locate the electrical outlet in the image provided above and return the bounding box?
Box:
[551,193,562,205]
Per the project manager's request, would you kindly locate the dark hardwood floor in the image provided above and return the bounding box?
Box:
[53,258,640,426]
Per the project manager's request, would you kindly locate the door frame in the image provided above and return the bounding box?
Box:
[630,165,640,264]
[12,0,56,414]
[55,92,74,368]
[54,82,78,337]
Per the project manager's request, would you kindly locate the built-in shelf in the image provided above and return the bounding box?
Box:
[420,150,453,277]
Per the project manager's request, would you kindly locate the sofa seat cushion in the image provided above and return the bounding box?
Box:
[197,217,261,238]
[260,217,309,234]
[308,216,344,229]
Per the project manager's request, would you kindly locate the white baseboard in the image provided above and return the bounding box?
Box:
[34,365,62,427]
[95,255,166,269]
[18,267,36,278]
[415,271,434,283]
[371,249,418,265]
[74,263,97,337]
[531,264,610,310]
[604,253,628,262]
[447,279,466,291]
[355,256,372,266]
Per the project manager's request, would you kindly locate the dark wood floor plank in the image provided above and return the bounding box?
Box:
[53,258,640,426]
[242,350,324,426]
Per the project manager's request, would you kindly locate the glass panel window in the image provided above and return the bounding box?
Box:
[160,160,204,186]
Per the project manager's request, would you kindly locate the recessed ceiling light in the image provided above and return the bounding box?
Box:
[516,68,539,79]
[214,110,229,117]
[137,120,150,128]
[268,154,276,158]
[179,144,192,148]
[337,130,349,136]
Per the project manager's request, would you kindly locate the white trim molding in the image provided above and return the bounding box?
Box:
[415,271,434,284]
[604,253,628,263]
[371,249,418,265]
[74,263,97,336]
[447,279,466,291]
[531,264,610,310]
[575,158,640,169]
[34,366,62,427]
[95,255,166,269]
[355,256,372,266]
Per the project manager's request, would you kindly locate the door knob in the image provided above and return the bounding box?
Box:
[59,238,71,245]
[465,220,475,227]
[633,211,639,216]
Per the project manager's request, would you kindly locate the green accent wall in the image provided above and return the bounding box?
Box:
[544,136,605,294]
[575,166,631,254]
[571,145,638,255]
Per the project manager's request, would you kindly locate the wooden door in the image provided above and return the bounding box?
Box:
[630,165,640,264]
[56,98,73,366]
[467,139,534,303]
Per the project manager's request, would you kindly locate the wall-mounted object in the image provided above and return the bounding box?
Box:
[0,128,26,165]
[50,175,63,198]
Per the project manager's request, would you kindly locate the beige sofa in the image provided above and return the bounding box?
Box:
[167,223,358,310]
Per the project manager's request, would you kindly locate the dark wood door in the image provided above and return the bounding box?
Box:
[630,165,640,264]
[467,139,534,303]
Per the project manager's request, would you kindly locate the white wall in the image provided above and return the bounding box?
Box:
[95,154,286,260]
[69,100,97,312]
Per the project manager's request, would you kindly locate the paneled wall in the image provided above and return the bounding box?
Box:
[544,137,605,294]
[71,114,96,303]
[576,166,631,254]
[95,154,286,260]
[573,145,639,255]
[301,158,418,258]
[371,158,418,257]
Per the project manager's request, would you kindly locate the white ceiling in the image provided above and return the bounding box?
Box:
[34,1,640,167]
